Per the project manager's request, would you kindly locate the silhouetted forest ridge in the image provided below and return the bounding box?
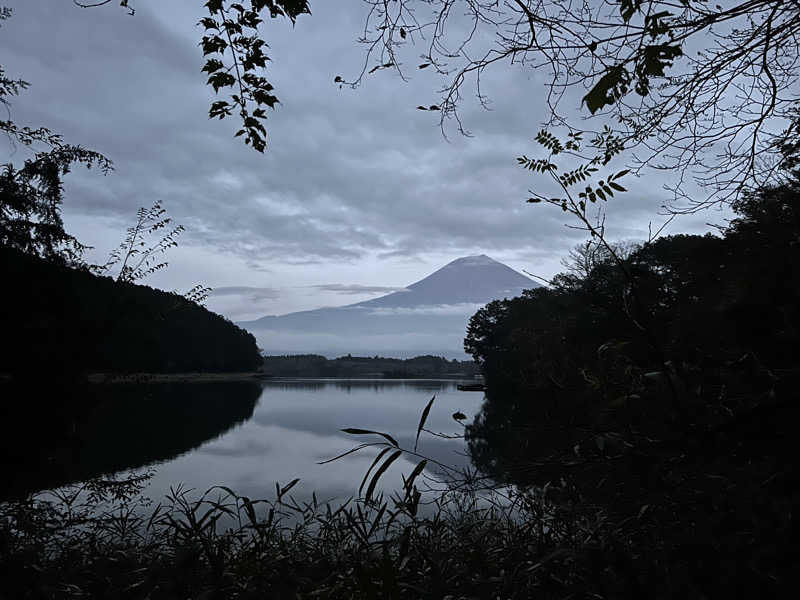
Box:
[261,353,479,378]
[463,179,800,596]
[0,247,261,375]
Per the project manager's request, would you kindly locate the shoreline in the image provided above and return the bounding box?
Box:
[3,372,480,384]
[87,372,267,384]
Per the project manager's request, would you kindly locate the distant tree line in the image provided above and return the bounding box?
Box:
[462,177,800,596]
[1,246,262,376]
[261,354,478,378]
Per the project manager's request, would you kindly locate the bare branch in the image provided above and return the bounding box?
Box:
[352,0,800,210]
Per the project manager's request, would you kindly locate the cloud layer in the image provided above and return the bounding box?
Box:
[0,1,726,321]
[313,284,408,295]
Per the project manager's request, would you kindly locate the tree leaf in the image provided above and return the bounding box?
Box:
[342,428,399,448]
[317,442,377,464]
[365,450,403,503]
[359,447,393,496]
[414,396,435,452]
[583,65,630,114]
[279,478,300,498]
[404,459,428,494]
[205,0,224,15]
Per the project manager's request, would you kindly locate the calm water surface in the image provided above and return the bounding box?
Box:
[5,380,485,503]
[148,379,484,502]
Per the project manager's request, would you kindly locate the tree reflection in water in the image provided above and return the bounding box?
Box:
[0,381,260,499]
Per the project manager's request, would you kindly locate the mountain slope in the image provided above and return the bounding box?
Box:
[238,255,538,357]
[353,255,536,309]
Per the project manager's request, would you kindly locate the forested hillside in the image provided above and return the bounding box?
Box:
[1,247,261,375]
[463,179,800,595]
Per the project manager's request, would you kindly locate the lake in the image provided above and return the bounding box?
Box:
[2,379,486,504]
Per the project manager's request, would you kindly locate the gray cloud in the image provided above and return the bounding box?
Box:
[205,286,281,321]
[210,286,280,301]
[0,1,723,322]
[312,284,408,295]
[367,303,484,317]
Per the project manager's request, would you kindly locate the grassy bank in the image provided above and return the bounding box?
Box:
[0,470,649,600]
[3,463,793,599]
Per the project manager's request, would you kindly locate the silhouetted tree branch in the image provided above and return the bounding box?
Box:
[352,0,800,211]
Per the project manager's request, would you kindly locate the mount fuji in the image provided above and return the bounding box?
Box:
[238,255,538,358]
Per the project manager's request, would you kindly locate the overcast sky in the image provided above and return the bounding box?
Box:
[0,0,726,320]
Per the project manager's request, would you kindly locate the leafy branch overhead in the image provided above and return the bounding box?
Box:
[71,0,309,153]
[72,0,800,199]
[520,129,630,224]
[199,0,310,153]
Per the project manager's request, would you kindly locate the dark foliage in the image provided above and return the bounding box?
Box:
[1,31,113,267]
[261,353,478,378]
[463,180,800,597]
[0,247,262,376]
[0,148,111,266]
[0,471,634,600]
[199,0,310,152]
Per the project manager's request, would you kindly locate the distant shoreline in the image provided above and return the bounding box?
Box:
[1,372,480,384]
[85,372,478,384]
[86,372,267,384]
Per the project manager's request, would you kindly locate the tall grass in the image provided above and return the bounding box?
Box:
[0,399,633,599]
[2,474,618,599]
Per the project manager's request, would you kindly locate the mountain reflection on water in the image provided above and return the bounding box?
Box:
[1,381,260,499]
[1,379,484,503]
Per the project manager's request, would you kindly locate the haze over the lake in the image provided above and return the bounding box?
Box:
[0,0,723,325]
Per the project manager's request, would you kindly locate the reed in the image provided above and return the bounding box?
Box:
[0,407,627,599]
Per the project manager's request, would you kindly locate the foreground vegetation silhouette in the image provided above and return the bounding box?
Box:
[0,398,696,600]
[2,164,798,597]
[1,246,261,376]
[1,11,258,378]
[2,5,798,597]
[2,184,797,596]
[463,176,800,596]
